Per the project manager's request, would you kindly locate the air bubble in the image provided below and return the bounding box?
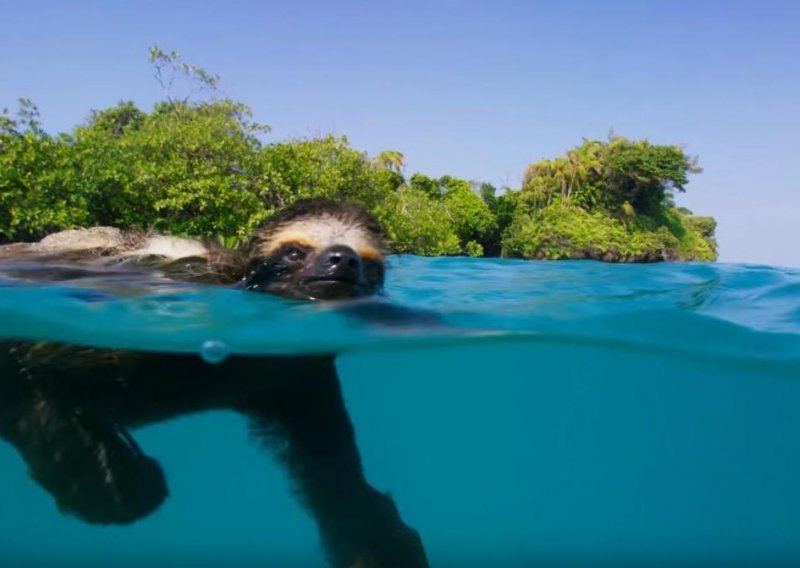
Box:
[200,340,229,364]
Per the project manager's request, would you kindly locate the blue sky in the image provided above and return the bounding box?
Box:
[2,1,798,266]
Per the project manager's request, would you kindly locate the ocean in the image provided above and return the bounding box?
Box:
[0,256,798,567]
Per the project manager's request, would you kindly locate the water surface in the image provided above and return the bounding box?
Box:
[1,257,798,566]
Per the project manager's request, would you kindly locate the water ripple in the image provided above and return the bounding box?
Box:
[0,257,798,364]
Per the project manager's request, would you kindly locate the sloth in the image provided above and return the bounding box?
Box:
[0,199,429,568]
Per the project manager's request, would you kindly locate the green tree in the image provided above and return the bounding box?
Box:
[507,135,715,261]
[148,46,221,106]
[408,173,442,200]
[375,185,461,255]
[479,184,519,256]
[0,47,718,261]
[261,135,391,209]
[440,177,497,256]
[71,99,271,238]
[0,101,89,241]
[374,150,406,174]
[601,136,701,216]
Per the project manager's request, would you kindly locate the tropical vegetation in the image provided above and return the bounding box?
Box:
[0,48,716,261]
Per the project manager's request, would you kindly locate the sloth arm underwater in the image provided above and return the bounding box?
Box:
[0,199,430,568]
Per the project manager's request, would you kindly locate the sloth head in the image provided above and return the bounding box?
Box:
[242,199,386,301]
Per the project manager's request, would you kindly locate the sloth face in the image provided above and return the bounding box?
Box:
[243,200,386,301]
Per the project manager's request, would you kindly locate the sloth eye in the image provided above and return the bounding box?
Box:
[283,246,308,262]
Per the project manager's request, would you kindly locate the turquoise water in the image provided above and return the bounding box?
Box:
[1,256,799,566]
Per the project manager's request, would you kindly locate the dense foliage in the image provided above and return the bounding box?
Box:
[0,51,716,261]
[504,137,716,261]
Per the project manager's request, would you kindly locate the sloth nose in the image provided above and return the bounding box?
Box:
[321,245,361,270]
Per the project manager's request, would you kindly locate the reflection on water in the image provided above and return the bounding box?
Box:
[1,257,800,566]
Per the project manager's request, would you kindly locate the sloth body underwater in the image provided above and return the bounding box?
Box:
[0,199,429,568]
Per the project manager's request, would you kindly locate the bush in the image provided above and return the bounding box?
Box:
[73,100,270,239]
[501,200,713,262]
[375,186,461,255]
[0,128,90,241]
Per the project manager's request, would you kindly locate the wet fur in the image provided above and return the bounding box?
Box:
[0,200,385,289]
[0,199,427,568]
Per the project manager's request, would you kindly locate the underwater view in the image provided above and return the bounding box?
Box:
[1,255,799,567]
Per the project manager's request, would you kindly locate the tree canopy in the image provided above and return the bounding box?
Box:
[509,136,714,261]
[0,49,717,262]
